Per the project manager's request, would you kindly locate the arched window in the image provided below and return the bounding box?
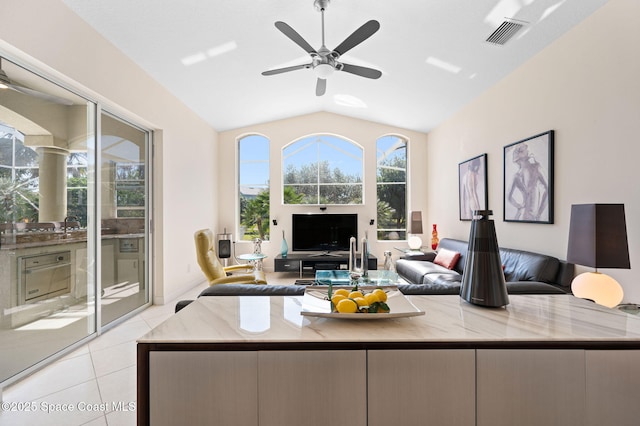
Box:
[283,134,363,205]
[238,134,270,241]
[376,135,407,240]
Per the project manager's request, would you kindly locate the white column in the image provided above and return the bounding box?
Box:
[37,146,68,222]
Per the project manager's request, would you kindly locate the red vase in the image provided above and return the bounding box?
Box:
[431,224,439,250]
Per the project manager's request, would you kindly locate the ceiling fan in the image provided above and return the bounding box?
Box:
[0,58,73,106]
[262,0,382,96]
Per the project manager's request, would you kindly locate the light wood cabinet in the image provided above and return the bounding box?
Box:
[146,348,640,425]
[368,350,475,426]
[476,349,586,426]
[149,351,259,426]
[585,350,640,426]
[258,350,367,426]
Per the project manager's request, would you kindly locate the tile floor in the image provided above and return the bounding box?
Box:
[0,280,211,426]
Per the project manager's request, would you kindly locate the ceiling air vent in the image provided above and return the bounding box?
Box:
[486,19,526,45]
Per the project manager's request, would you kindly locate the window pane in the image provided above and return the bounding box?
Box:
[377,136,407,241]
[320,184,362,204]
[283,184,317,204]
[283,134,363,205]
[67,152,87,226]
[101,111,150,326]
[239,135,270,241]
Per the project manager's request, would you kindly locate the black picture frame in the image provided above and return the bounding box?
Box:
[458,153,488,221]
[503,130,554,224]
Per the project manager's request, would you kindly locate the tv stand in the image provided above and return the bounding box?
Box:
[274,253,377,278]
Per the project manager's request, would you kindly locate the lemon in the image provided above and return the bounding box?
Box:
[373,288,387,302]
[336,298,358,313]
[333,288,350,297]
[353,297,368,308]
[364,292,380,306]
[331,294,347,307]
[349,290,364,299]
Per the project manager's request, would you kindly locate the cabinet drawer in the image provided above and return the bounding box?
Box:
[275,259,300,272]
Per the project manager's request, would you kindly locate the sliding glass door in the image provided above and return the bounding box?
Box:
[0,56,152,386]
[99,112,150,326]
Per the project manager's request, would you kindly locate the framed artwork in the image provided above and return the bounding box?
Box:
[503,130,554,224]
[458,153,488,221]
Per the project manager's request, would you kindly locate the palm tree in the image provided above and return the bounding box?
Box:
[241,190,270,240]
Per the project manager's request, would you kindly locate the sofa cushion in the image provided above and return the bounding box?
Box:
[397,281,460,295]
[506,281,569,294]
[435,239,469,274]
[434,248,461,269]
[199,284,305,297]
[396,259,459,284]
[500,248,560,284]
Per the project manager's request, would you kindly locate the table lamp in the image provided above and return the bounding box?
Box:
[408,211,423,250]
[566,204,630,308]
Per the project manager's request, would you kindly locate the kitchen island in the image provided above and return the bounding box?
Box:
[137,294,640,426]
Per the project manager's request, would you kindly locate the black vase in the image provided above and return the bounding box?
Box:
[460,210,509,307]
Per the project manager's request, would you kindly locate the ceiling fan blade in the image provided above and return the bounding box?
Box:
[275,21,317,55]
[316,78,326,96]
[332,20,380,57]
[7,82,74,105]
[339,63,382,79]
[0,60,73,105]
[262,63,311,76]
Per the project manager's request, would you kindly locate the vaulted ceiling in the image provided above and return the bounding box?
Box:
[62,0,609,133]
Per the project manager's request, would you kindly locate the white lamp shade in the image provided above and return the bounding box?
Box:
[571,272,624,308]
[407,235,422,250]
[314,63,334,79]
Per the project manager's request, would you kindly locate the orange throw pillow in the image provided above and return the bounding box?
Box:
[433,248,461,270]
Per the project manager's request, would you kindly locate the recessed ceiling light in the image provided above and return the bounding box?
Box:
[426,57,462,74]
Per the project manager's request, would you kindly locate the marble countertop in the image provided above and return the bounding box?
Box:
[0,232,143,250]
[138,294,640,348]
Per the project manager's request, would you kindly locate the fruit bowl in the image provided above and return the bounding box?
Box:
[300,285,425,320]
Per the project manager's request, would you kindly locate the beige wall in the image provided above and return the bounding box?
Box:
[218,112,428,265]
[0,0,219,303]
[427,0,640,302]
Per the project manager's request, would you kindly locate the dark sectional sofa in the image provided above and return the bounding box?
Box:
[395,238,574,295]
[175,238,574,312]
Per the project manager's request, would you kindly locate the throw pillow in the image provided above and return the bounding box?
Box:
[433,248,461,270]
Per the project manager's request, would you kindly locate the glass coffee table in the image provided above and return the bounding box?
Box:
[315,269,399,286]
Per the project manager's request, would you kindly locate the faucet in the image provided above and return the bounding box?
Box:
[63,216,79,234]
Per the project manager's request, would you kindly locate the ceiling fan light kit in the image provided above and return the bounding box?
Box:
[314,63,334,79]
[262,0,381,97]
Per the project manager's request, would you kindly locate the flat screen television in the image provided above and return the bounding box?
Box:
[291,213,357,253]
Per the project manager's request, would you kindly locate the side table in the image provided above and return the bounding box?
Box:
[237,253,267,271]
